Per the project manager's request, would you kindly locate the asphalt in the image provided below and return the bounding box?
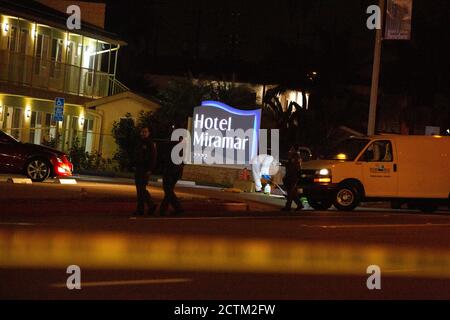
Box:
[1,175,450,299]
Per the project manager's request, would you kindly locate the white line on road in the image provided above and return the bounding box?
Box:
[128,215,397,221]
[317,223,450,228]
[51,278,192,288]
[0,222,35,226]
[130,216,283,221]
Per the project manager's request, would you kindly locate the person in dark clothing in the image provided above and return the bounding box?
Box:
[133,126,157,216]
[282,147,303,211]
[160,137,185,215]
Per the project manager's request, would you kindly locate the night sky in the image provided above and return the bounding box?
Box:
[104,0,449,99]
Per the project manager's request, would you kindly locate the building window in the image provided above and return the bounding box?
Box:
[50,38,63,78]
[82,118,94,153]
[360,141,393,162]
[11,107,23,140]
[34,34,50,76]
[19,28,28,54]
[43,113,57,144]
[29,111,43,144]
[8,25,17,52]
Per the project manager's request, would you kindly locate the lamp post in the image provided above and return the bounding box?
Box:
[367,0,385,136]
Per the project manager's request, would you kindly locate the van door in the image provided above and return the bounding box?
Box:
[357,140,398,197]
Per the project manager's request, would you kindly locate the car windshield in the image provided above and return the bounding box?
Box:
[0,130,19,143]
[321,138,370,161]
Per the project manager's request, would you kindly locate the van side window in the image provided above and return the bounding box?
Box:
[360,141,393,162]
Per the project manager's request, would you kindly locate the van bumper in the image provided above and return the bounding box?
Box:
[299,183,338,201]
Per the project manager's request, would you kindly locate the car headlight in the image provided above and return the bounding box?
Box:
[319,168,330,176]
[55,157,63,163]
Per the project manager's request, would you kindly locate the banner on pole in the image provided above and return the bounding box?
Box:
[385,0,413,40]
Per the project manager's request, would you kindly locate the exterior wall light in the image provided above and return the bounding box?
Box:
[79,116,85,126]
[26,108,31,118]
[4,23,9,32]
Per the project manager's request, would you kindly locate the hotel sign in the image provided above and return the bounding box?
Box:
[192,101,261,165]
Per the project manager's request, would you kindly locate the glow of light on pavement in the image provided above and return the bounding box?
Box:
[50,278,192,288]
[1,229,450,278]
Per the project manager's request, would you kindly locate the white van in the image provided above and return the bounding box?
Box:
[300,135,450,212]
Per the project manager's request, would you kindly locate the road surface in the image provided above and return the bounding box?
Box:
[0,179,449,299]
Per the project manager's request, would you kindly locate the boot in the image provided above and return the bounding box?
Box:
[147,204,157,215]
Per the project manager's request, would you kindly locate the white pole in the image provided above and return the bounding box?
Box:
[367,0,385,136]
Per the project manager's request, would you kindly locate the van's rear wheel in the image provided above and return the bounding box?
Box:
[307,198,333,210]
[333,184,360,211]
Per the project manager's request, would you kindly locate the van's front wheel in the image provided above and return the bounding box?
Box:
[333,184,360,211]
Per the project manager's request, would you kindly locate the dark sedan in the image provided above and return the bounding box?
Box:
[0,130,73,182]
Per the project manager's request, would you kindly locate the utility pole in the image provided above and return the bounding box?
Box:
[367,0,385,136]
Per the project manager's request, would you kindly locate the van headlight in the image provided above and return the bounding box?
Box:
[318,168,330,176]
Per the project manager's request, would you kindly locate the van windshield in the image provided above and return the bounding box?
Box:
[322,138,370,161]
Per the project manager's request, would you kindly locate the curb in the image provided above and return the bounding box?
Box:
[0,199,250,216]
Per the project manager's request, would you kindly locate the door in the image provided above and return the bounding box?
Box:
[17,28,28,84]
[34,34,50,87]
[11,107,23,141]
[82,118,94,153]
[49,38,64,90]
[65,41,75,92]
[4,106,22,139]
[4,106,13,134]
[357,140,398,197]
[29,111,43,144]
[8,25,18,82]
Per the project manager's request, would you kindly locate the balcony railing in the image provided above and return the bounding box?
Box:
[0,49,128,99]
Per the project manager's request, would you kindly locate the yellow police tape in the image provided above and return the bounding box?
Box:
[1,229,450,278]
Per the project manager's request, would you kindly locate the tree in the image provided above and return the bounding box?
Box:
[112,79,259,170]
[263,84,315,154]
[111,113,138,171]
[149,78,259,139]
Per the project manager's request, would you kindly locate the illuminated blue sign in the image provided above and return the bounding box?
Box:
[54,97,65,122]
[192,101,261,164]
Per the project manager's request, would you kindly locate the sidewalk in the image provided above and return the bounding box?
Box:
[0,176,277,216]
[2,174,447,214]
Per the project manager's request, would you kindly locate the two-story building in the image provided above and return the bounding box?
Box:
[0,0,160,159]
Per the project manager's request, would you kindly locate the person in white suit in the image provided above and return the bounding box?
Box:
[251,154,278,192]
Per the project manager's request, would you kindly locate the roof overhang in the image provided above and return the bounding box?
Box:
[85,91,161,110]
[0,0,127,46]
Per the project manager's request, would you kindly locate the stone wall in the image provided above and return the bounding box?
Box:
[182,164,246,187]
[182,164,285,187]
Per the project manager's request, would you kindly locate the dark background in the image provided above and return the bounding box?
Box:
[101,0,449,148]
[104,0,449,93]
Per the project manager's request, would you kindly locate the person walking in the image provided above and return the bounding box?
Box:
[133,126,157,216]
[160,137,185,216]
[282,147,303,211]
